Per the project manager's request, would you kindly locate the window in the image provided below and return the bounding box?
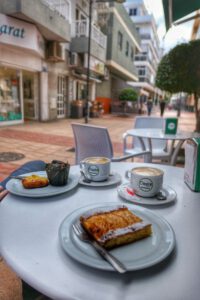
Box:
[139,69,145,76]
[131,47,134,61]
[129,8,137,16]
[137,66,146,76]
[126,41,129,56]
[118,31,123,51]
[135,27,140,33]
[23,71,38,120]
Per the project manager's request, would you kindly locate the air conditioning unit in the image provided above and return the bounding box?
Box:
[46,42,65,62]
[70,52,78,66]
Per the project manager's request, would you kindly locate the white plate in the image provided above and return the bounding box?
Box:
[118,183,176,206]
[79,172,121,187]
[59,202,175,271]
[6,171,79,198]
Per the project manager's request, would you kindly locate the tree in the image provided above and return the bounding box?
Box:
[118,88,138,114]
[156,40,200,132]
[119,88,138,102]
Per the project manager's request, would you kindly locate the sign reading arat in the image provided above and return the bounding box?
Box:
[0,24,25,38]
[0,13,45,57]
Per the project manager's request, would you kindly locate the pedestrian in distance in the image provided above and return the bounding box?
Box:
[159,96,166,117]
[146,96,153,116]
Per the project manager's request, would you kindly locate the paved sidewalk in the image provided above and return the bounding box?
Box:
[0,108,196,181]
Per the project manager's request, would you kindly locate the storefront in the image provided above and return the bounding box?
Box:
[0,13,45,126]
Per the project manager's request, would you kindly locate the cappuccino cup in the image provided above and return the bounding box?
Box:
[126,167,164,197]
[80,157,111,182]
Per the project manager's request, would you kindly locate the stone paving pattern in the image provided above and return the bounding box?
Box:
[0,108,196,182]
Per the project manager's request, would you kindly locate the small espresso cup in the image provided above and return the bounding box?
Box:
[80,157,111,182]
[126,166,164,197]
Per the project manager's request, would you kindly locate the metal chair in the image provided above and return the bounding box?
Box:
[123,116,174,162]
[71,123,151,164]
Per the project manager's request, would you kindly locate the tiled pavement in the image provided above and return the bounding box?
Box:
[0,108,196,181]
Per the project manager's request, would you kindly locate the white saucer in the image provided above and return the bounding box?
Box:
[79,172,121,187]
[118,183,176,206]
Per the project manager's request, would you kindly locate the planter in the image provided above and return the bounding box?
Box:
[71,101,83,119]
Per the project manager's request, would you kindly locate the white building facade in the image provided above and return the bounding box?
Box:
[124,0,162,102]
[0,0,109,125]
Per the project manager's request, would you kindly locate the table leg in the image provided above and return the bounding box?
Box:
[146,137,153,163]
[137,137,152,163]
[170,140,185,166]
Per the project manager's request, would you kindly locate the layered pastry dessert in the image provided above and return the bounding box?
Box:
[80,206,152,249]
[22,175,49,189]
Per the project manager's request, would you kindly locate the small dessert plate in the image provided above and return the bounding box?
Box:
[79,172,121,187]
[118,183,176,206]
[6,171,79,198]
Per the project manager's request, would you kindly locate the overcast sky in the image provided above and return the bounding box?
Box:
[144,0,194,53]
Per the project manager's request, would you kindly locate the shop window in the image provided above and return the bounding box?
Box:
[0,68,22,122]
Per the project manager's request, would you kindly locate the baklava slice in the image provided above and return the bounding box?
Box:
[80,206,152,249]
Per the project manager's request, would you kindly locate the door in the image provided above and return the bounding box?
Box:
[57,76,67,118]
[23,71,38,120]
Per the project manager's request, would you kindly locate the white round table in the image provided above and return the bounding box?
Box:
[0,163,200,300]
[125,129,200,165]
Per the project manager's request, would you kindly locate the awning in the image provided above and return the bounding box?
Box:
[162,0,200,30]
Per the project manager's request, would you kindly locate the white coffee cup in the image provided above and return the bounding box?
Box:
[126,166,164,197]
[80,157,111,182]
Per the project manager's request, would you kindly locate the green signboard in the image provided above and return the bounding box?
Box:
[164,118,178,135]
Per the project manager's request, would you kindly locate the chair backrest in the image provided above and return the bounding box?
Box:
[134,116,167,150]
[71,123,114,164]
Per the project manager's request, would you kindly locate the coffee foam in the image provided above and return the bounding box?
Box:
[132,167,163,176]
[85,157,110,164]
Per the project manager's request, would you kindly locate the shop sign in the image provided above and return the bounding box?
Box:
[0,13,45,57]
[84,54,105,75]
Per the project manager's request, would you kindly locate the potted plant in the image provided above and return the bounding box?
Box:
[118,88,138,114]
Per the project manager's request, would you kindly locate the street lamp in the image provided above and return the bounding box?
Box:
[85,0,125,123]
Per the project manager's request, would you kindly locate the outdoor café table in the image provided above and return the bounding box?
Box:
[0,162,200,300]
[124,128,200,165]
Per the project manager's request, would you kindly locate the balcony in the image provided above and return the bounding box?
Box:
[130,15,153,25]
[138,76,150,83]
[72,20,107,49]
[41,0,70,21]
[134,54,155,67]
[140,34,151,40]
[70,20,107,63]
[0,0,70,41]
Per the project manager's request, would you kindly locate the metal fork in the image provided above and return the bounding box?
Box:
[9,175,26,180]
[72,223,127,274]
